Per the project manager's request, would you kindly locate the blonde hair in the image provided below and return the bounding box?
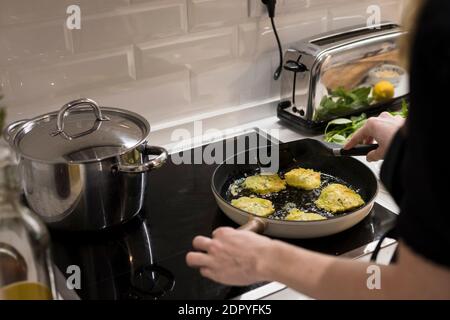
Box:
[399,0,427,68]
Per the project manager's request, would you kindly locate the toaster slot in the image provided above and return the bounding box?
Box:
[310,24,398,47]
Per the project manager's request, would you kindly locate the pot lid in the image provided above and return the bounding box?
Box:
[8,99,150,163]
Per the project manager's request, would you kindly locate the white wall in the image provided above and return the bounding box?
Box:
[0,0,403,127]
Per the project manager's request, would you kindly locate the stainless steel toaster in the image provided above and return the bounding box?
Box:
[277,22,409,131]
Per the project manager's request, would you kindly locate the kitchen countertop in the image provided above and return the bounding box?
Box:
[147,114,400,300]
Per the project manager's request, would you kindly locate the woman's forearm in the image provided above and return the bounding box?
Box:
[187,228,449,298]
[260,240,450,299]
[260,239,394,299]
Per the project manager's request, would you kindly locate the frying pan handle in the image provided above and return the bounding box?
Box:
[334,144,379,157]
[238,218,267,234]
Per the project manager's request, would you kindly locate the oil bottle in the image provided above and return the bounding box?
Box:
[0,146,56,300]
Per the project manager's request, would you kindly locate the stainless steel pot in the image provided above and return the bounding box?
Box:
[3,98,168,231]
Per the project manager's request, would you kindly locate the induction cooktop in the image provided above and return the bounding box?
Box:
[50,130,398,300]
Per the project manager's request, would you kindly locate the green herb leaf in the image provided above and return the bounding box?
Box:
[328,134,347,144]
[323,113,368,145]
[389,99,409,118]
[316,86,373,121]
[327,118,353,126]
[323,99,408,145]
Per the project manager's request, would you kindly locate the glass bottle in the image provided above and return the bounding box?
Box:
[0,145,56,300]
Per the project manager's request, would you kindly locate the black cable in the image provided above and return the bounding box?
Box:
[262,0,283,80]
[370,226,399,263]
[270,16,283,80]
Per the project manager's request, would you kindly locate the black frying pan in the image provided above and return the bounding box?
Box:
[211,139,378,238]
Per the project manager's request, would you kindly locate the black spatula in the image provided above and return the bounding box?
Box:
[290,138,379,157]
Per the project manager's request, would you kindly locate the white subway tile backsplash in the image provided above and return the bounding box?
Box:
[187,0,248,31]
[70,0,187,53]
[89,71,192,123]
[3,70,192,125]
[189,53,277,111]
[0,21,68,65]
[0,0,63,25]
[75,0,132,13]
[136,27,238,78]
[377,1,402,23]
[328,3,368,30]
[247,0,263,18]
[249,0,311,18]
[239,8,327,57]
[8,48,133,102]
[328,0,401,31]
[0,0,404,127]
[0,0,131,26]
[237,52,280,104]
[190,60,247,108]
[0,71,13,100]
[248,0,349,18]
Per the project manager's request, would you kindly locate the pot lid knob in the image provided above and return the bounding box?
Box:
[51,98,110,140]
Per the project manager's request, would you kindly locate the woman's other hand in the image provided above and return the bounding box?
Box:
[186,227,275,286]
[344,112,405,162]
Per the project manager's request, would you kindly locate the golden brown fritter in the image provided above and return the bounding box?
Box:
[315,183,365,213]
[242,174,286,194]
[231,197,275,217]
[284,167,321,190]
[285,208,326,221]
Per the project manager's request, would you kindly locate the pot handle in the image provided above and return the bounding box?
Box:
[118,145,168,173]
[238,217,267,234]
[3,120,28,145]
[51,98,110,140]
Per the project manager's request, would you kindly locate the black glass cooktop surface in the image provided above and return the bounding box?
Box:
[50,131,398,300]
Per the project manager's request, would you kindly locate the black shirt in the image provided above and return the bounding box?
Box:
[380,0,450,267]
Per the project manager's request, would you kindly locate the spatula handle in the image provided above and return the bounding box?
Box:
[334,144,379,157]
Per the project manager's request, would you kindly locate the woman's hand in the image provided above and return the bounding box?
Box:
[186,227,275,286]
[344,112,405,162]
